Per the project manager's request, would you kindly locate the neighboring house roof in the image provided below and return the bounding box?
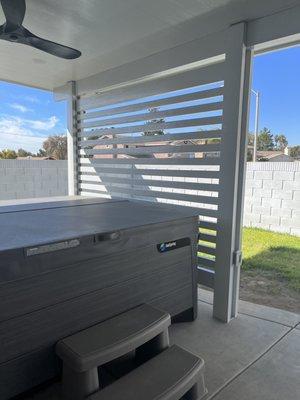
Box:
[17,156,56,160]
[92,136,216,159]
[257,151,295,162]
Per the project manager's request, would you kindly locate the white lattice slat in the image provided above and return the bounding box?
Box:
[76,62,226,289]
[79,87,223,120]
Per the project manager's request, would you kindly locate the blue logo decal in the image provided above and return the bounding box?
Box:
[160,243,167,252]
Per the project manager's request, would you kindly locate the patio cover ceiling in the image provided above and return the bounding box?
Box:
[0,0,299,91]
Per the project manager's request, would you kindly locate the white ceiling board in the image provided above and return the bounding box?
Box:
[0,0,299,90]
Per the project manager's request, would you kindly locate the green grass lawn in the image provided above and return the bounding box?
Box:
[242,228,300,292]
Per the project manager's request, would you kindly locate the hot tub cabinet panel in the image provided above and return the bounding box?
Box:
[0,199,198,399]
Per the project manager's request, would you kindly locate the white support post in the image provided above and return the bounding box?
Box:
[252,89,260,162]
[213,23,252,322]
[66,81,79,196]
[232,47,254,316]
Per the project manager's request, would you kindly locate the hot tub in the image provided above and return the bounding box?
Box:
[0,198,198,398]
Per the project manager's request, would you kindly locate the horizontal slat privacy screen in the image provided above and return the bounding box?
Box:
[77,60,225,274]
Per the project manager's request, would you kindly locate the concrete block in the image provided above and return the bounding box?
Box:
[282,199,300,209]
[57,183,68,190]
[24,182,42,191]
[6,182,24,193]
[246,179,263,189]
[251,222,269,229]
[281,217,300,229]
[244,204,252,213]
[254,171,273,180]
[244,196,261,206]
[295,172,300,181]
[262,179,283,189]
[24,168,42,176]
[34,189,51,197]
[291,210,300,219]
[57,170,68,177]
[15,191,35,199]
[244,213,261,223]
[283,180,300,190]
[0,191,16,200]
[293,191,300,201]
[252,205,271,215]
[5,168,24,177]
[261,198,282,208]
[50,189,64,196]
[273,171,295,181]
[261,215,280,225]
[243,219,251,227]
[269,225,291,234]
[41,180,58,189]
[7,175,35,183]
[253,188,272,198]
[291,228,300,236]
[245,188,253,197]
[271,208,292,218]
[41,169,58,177]
[272,189,293,200]
[246,171,254,180]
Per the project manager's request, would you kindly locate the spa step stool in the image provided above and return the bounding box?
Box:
[88,345,207,400]
[56,304,171,400]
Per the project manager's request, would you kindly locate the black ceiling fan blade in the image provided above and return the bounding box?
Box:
[26,32,81,59]
[1,0,26,27]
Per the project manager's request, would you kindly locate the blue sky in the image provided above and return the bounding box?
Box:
[249,45,300,145]
[0,45,299,152]
[0,82,67,152]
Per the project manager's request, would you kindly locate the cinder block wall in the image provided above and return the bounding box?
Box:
[1,160,299,236]
[0,160,68,201]
[244,162,300,236]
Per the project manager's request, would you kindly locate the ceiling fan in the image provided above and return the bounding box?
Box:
[0,0,81,59]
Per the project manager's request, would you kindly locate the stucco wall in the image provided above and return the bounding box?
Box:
[0,160,68,201]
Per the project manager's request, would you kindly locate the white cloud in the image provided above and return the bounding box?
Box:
[10,103,32,113]
[0,115,60,152]
[24,95,40,104]
[27,116,59,131]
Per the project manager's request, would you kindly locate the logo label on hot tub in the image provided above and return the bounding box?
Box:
[157,238,191,253]
[25,239,80,256]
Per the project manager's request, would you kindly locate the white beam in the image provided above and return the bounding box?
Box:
[213,22,250,322]
[247,4,300,49]
[66,81,79,196]
[55,30,227,98]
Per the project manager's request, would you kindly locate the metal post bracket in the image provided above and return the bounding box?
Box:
[233,250,243,268]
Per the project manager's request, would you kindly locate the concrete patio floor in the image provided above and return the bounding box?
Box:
[19,289,300,400]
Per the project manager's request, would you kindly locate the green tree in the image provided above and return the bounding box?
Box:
[290,145,300,159]
[0,149,18,159]
[248,132,254,147]
[274,134,288,150]
[257,128,274,151]
[17,148,32,157]
[42,135,67,159]
[36,148,47,157]
[247,132,254,161]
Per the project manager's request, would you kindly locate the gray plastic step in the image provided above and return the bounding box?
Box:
[56,304,171,400]
[89,345,207,400]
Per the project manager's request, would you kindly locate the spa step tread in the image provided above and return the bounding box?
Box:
[89,345,206,400]
[56,304,170,371]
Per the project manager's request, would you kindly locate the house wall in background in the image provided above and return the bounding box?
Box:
[0,160,68,201]
[244,162,300,236]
